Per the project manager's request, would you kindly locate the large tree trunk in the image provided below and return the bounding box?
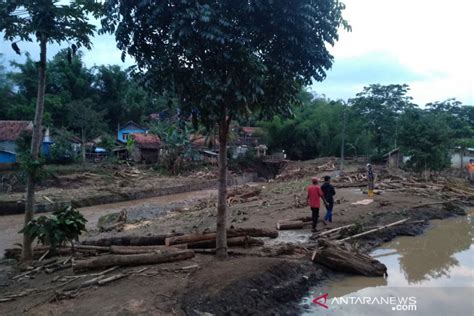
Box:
[165,228,278,246]
[73,250,194,272]
[312,240,387,277]
[22,36,47,262]
[216,113,230,258]
[81,233,183,247]
[81,127,86,166]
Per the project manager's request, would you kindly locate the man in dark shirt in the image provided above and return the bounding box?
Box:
[321,175,336,223]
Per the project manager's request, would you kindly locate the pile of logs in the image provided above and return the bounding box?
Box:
[5,228,278,272]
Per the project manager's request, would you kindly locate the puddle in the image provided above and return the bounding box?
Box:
[300,212,474,315]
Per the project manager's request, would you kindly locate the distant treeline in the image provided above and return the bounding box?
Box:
[1,51,473,172]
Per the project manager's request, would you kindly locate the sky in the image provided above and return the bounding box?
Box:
[1,0,473,105]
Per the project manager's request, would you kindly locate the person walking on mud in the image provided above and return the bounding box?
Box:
[367,163,375,197]
[307,177,327,232]
[321,176,336,224]
[467,159,474,185]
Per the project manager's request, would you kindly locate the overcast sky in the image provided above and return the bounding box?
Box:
[1,0,473,105]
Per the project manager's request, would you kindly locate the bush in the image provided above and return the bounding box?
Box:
[20,206,87,251]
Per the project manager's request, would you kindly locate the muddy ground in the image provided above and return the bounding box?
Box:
[1,159,473,315]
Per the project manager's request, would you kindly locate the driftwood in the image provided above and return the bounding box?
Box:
[187,236,263,249]
[312,240,387,277]
[81,233,183,247]
[110,244,187,255]
[338,219,408,242]
[165,228,277,246]
[73,250,194,272]
[311,224,356,239]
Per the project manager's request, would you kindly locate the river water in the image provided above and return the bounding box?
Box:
[0,189,216,256]
[301,211,474,315]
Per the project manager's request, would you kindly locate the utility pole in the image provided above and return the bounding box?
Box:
[340,101,347,171]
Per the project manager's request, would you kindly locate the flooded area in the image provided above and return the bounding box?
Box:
[0,189,216,256]
[301,211,474,315]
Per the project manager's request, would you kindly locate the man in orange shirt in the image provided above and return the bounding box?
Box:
[467,159,474,184]
[307,177,327,232]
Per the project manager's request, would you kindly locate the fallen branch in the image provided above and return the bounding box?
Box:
[311,224,356,239]
[338,219,408,242]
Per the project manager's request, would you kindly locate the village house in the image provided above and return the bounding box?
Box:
[131,133,161,164]
[383,147,403,169]
[0,120,33,166]
[117,121,147,143]
[451,147,474,169]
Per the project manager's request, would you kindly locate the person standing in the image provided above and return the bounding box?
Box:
[367,163,375,197]
[467,159,474,185]
[321,175,336,223]
[307,177,327,232]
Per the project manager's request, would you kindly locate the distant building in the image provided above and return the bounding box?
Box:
[131,134,161,164]
[383,147,403,169]
[0,120,33,165]
[117,121,147,143]
[235,126,263,146]
[451,147,474,169]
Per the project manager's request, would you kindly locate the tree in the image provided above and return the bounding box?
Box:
[66,99,106,165]
[0,0,101,261]
[399,109,451,173]
[102,0,349,258]
[350,84,414,155]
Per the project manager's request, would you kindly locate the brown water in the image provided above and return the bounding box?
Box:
[0,189,216,256]
[301,211,474,315]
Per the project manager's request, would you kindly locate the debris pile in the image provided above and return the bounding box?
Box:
[275,159,337,181]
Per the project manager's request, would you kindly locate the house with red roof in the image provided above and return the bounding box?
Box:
[0,120,33,164]
[131,133,161,163]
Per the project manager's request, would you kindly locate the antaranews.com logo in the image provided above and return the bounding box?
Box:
[313,293,417,312]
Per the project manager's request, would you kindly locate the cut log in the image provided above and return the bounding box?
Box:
[81,233,183,247]
[165,228,278,246]
[187,236,263,249]
[276,220,307,230]
[110,244,187,255]
[312,240,387,277]
[73,250,194,272]
[338,219,408,242]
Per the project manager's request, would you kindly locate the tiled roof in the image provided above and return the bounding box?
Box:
[0,121,33,141]
[241,127,261,134]
[132,133,161,149]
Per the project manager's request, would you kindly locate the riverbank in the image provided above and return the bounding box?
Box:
[1,162,473,315]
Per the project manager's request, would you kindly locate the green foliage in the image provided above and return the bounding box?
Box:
[399,109,452,172]
[150,120,193,174]
[20,206,87,251]
[260,94,370,160]
[350,84,414,154]
[49,130,77,164]
[102,0,349,128]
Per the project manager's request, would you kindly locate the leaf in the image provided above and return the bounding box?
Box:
[11,42,21,55]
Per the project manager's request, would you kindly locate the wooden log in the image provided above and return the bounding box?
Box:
[81,233,183,247]
[312,240,387,277]
[187,236,263,249]
[276,220,306,230]
[110,244,187,255]
[338,219,408,242]
[73,250,195,272]
[165,228,278,246]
